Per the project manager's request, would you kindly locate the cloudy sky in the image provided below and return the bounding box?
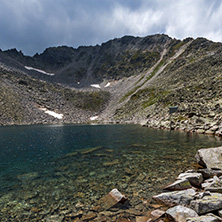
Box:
[0,0,222,55]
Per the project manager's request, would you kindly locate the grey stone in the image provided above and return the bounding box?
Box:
[204,176,222,193]
[189,193,222,215]
[195,147,222,170]
[215,129,222,137]
[194,191,211,199]
[164,178,192,191]
[186,213,222,222]
[198,169,222,179]
[210,125,219,132]
[152,188,196,207]
[166,205,198,222]
[201,176,220,189]
[177,172,203,187]
[196,129,205,134]
[218,209,222,217]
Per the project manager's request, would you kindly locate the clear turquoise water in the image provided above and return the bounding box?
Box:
[0,124,221,220]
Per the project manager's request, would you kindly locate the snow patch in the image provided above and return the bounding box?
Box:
[90,84,101,89]
[90,116,99,121]
[105,82,111,87]
[25,66,55,76]
[39,108,63,119]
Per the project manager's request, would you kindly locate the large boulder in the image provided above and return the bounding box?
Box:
[166,205,198,222]
[189,193,222,215]
[186,213,222,222]
[152,189,196,207]
[195,147,222,170]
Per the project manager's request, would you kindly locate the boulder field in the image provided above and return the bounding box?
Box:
[150,146,222,222]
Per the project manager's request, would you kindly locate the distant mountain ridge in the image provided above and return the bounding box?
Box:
[0,34,173,87]
[1,33,222,137]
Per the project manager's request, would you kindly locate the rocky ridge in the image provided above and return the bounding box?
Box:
[0,34,222,134]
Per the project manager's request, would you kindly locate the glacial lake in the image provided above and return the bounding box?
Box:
[0,124,222,221]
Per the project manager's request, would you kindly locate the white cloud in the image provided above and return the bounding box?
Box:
[104,0,222,42]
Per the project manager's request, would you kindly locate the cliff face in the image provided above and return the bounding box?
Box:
[1,34,222,134]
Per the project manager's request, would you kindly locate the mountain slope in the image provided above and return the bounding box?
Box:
[1,34,172,87]
[0,65,110,125]
[1,34,222,136]
[109,37,222,135]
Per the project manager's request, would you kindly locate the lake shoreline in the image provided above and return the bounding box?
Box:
[1,118,222,139]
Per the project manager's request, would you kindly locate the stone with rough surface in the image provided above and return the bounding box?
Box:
[166,205,198,222]
[195,147,222,170]
[218,209,222,217]
[203,176,222,193]
[186,213,221,222]
[164,178,192,191]
[202,176,220,189]
[177,172,203,187]
[96,188,127,210]
[152,189,196,207]
[198,169,222,179]
[189,193,222,215]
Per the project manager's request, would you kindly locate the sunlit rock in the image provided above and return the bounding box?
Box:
[177,172,203,187]
[152,188,196,207]
[186,213,221,222]
[166,205,198,222]
[195,147,222,170]
[189,193,222,215]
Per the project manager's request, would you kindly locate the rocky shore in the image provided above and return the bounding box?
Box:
[144,110,222,138]
[39,146,222,222]
[149,146,222,222]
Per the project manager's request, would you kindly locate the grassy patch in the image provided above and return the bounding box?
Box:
[119,58,167,103]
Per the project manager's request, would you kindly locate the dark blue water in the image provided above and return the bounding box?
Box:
[0,124,221,220]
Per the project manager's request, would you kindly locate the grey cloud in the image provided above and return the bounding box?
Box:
[0,0,221,55]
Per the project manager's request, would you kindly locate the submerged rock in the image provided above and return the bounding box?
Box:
[17,172,39,181]
[80,146,103,154]
[195,147,222,170]
[96,188,128,211]
[45,215,64,222]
